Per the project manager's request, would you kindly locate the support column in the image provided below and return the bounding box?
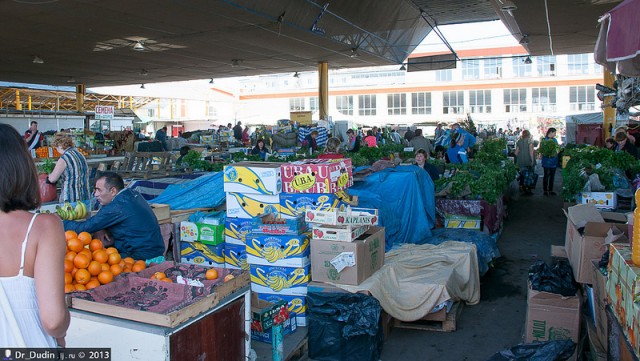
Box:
[15,90,22,110]
[28,95,32,110]
[318,62,329,120]
[604,70,616,139]
[76,84,86,112]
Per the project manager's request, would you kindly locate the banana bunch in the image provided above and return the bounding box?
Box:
[267,274,291,292]
[56,201,87,220]
[261,246,286,263]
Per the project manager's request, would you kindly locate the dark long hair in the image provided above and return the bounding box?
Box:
[545,128,556,138]
[0,124,41,212]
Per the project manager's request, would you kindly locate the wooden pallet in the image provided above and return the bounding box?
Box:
[393,302,463,332]
[254,326,308,361]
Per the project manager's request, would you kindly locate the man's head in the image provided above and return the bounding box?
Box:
[237,121,242,126]
[414,129,423,137]
[310,130,318,139]
[30,121,38,131]
[162,126,167,131]
[179,145,190,156]
[227,123,232,128]
[415,149,427,165]
[94,172,125,206]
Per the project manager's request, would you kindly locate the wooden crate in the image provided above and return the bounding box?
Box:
[150,203,170,222]
[393,302,463,332]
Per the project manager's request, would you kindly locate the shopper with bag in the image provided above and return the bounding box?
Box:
[515,129,536,195]
[0,124,70,347]
[540,128,559,196]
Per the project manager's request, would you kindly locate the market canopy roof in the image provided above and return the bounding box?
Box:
[0,0,622,88]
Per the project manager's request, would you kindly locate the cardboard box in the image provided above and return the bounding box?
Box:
[224,242,249,270]
[311,224,369,242]
[180,241,225,267]
[224,218,253,245]
[223,162,282,195]
[310,226,385,286]
[250,264,310,296]
[246,234,311,267]
[280,159,353,194]
[590,260,608,346]
[257,293,308,327]
[305,207,378,226]
[250,293,288,332]
[149,203,170,221]
[609,243,640,303]
[564,204,628,284]
[606,265,640,356]
[251,213,307,236]
[251,313,297,343]
[585,315,607,361]
[581,192,617,210]
[562,156,571,169]
[180,221,224,246]
[290,111,312,125]
[279,191,355,215]
[226,193,293,219]
[444,214,482,230]
[525,283,581,347]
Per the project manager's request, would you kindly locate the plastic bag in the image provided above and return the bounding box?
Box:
[307,292,383,361]
[528,260,578,297]
[486,340,576,361]
[583,173,605,192]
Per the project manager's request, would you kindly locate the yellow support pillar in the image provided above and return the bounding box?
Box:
[318,62,329,120]
[170,99,174,119]
[15,90,22,110]
[129,96,133,110]
[76,84,86,112]
[603,70,616,139]
[28,95,32,110]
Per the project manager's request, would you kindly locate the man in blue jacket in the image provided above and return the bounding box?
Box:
[63,172,165,260]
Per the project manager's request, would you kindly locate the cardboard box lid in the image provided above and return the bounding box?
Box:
[227,161,283,169]
[566,204,604,229]
[528,284,580,309]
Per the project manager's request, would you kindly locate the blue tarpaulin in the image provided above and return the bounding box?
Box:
[150,172,225,210]
[348,166,435,251]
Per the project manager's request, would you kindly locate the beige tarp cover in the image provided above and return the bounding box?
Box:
[332,241,481,322]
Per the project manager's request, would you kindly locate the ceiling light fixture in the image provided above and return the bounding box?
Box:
[399,64,406,71]
[231,59,241,67]
[132,41,145,51]
[66,76,75,83]
[209,78,214,84]
[293,72,299,78]
[140,83,146,89]
[524,56,532,64]
[350,48,359,58]
[32,56,44,64]
[140,69,148,76]
[519,35,529,45]
[499,0,517,11]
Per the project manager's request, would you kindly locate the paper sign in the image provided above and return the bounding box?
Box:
[330,252,355,273]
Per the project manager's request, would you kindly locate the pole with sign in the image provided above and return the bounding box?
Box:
[95,105,115,120]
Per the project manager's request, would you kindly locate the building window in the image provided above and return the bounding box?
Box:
[504,88,527,112]
[436,69,452,82]
[309,97,319,112]
[532,87,557,112]
[569,86,596,111]
[289,97,305,111]
[336,95,353,116]
[567,54,590,75]
[462,60,480,80]
[469,90,491,113]
[483,58,502,79]
[512,58,532,78]
[411,92,432,115]
[147,109,155,118]
[358,95,376,116]
[387,93,406,115]
[443,91,464,114]
[536,56,556,76]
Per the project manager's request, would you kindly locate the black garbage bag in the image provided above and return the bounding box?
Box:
[486,340,576,361]
[307,292,383,361]
[528,259,578,297]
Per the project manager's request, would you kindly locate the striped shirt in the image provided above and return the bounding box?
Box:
[60,148,90,203]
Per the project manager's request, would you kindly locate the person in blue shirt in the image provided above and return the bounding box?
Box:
[63,172,165,260]
[451,123,476,153]
[251,138,270,160]
[541,128,559,196]
[155,126,168,151]
[446,133,469,164]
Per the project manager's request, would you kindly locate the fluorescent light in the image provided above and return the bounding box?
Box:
[32,56,44,64]
[132,41,145,51]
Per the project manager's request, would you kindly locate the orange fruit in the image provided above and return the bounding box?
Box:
[64,272,73,284]
[107,253,121,265]
[131,263,146,272]
[79,248,92,259]
[123,257,135,265]
[118,260,125,268]
[89,239,103,252]
[67,238,84,253]
[224,274,235,282]
[74,284,87,291]
[65,230,78,241]
[101,263,110,272]
[160,278,173,283]
[85,279,101,290]
[74,269,91,285]
[87,261,102,276]
[78,232,92,245]
[64,260,74,273]
[73,254,90,269]
[151,272,166,280]
[92,250,108,264]
[97,271,114,285]
[71,267,78,277]
[64,284,75,293]
[205,269,218,280]
[65,251,77,263]
[110,264,123,276]
[105,247,118,255]
[123,264,132,273]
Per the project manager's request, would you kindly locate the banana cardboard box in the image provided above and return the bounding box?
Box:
[223,162,282,195]
[280,159,353,194]
[224,242,249,270]
[580,192,616,210]
[246,233,311,267]
[279,191,354,216]
[257,292,308,327]
[180,221,224,246]
[226,193,294,219]
[305,207,379,226]
[225,218,253,245]
[180,241,225,267]
[251,213,307,236]
[250,264,310,296]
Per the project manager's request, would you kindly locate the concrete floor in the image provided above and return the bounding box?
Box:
[379,175,566,361]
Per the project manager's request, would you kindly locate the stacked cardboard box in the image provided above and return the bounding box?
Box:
[179,214,225,267]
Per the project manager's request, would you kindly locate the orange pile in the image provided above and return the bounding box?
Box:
[64,230,147,293]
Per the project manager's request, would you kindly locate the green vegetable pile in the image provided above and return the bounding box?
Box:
[182,150,224,172]
[37,158,56,174]
[538,139,559,157]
